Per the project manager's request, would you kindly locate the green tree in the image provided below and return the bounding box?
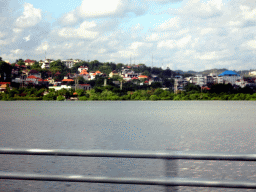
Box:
[184,83,201,92]
[0,58,12,82]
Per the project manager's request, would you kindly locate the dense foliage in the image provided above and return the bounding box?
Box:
[1,83,256,101]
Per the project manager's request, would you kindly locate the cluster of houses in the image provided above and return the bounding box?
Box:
[1,58,256,93]
[174,70,256,92]
[1,59,154,92]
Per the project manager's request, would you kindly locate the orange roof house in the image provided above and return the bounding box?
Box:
[62,79,74,82]
[80,69,89,75]
[138,75,148,79]
[27,75,38,79]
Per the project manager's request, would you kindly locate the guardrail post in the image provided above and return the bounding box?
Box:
[165,149,178,192]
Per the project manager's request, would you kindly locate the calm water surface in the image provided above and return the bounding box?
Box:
[0,101,256,191]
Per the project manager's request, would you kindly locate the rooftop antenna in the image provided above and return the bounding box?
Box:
[130,55,131,66]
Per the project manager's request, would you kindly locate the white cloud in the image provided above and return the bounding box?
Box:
[58,21,98,39]
[158,35,192,49]
[16,3,42,28]
[23,35,30,41]
[13,28,23,33]
[10,49,24,55]
[78,0,123,18]
[240,5,256,20]
[129,42,152,50]
[244,40,256,49]
[200,28,215,35]
[176,35,191,48]
[157,40,175,49]
[155,17,179,30]
[61,11,78,25]
[177,0,224,18]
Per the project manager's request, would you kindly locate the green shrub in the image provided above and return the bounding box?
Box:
[79,96,88,100]
[150,95,159,101]
[57,95,65,101]
[43,92,56,100]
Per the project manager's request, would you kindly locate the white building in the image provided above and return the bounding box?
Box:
[218,70,241,85]
[40,59,54,69]
[48,85,72,91]
[63,59,82,68]
[193,75,205,87]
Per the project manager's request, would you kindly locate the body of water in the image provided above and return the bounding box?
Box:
[0,101,256,191]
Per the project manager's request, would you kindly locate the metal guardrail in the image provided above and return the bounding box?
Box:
[1,148,256,189]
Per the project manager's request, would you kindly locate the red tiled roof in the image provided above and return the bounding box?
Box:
[27,75,38,79]
[0,82,11,85]
[25,59,35,63]
[62,79,74,82]
[138,75,148,78]
[95,71,101,74]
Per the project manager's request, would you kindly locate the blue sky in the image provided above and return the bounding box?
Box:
[0,0,256,71]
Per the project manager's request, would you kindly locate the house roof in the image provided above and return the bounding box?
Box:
[138,75,148,78]
[80,69,88,75]
[0,82,11,85]
[111,70,118,73]
[218,70,240,76]
[27,75,38,79]
[79,84,91,86]
[25,59,35,63]
[95,71,101,74]
[132,77,138,80]
[62,79,74,82]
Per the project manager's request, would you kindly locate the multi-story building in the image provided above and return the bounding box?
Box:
[62,59,82,68]
[208,73,223,84]
[174,76,188,92]
[40,59,54,69]
[218,70,241,85]
[62,59,74,68]
[193,75,205,87]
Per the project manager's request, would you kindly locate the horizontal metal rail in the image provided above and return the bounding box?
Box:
[1,172,256,189]
[1,148,256,189]
[1,148,256,161]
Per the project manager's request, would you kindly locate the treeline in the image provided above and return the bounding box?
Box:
[1,84,256,101]
[1,57,177,83]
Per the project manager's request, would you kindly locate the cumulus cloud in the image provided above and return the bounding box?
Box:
[16,3,42,28]
[144,0,182,4]
[174,0,224,18]
[157,35,192,49]
[78,0,125,18]
[57,21,98,39]
[155,17,179,31]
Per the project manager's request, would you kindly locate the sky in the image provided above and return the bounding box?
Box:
[0,0,256,71]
